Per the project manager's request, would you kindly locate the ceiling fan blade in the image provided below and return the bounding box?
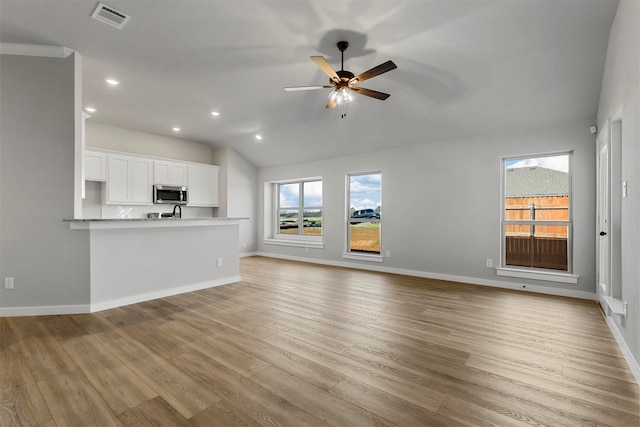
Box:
[350,60,397,84]
[351,86,391,100]
[326,98,337,109]
[311,56,339,82]
[284,85,332,92]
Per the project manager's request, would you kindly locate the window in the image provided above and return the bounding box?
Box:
[347,172,381,255]
[277,180,322,236]
[501,153,572,274]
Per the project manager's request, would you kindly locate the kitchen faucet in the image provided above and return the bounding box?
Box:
[172,204,182,218]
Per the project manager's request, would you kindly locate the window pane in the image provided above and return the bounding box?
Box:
[279,183,299,208]
[303,209,322,235]
[279,209,299,234]
[349,173,381,253]
[349,222,380,253]
[303,181,322,207]
[504,155,569,220]
[505,225,569,271]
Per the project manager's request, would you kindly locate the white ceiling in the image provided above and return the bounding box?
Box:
[0,1,618,168]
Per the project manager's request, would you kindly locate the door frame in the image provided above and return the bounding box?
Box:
[596,119,611,311]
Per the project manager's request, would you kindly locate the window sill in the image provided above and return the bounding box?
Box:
[496,267,578,284]
[342,252,383,263]
[263,238,324,249]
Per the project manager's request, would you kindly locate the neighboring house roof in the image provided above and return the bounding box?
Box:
[505,167,568,197]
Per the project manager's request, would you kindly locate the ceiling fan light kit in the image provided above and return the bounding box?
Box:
[285,40,397,114]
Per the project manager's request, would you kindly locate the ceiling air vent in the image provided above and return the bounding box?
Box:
[91,3,130,29]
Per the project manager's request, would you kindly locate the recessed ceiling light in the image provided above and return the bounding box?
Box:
[255,134,263,140]
[105,78,120,86]
[172,127,181,132]
[85,107,96,113]
[211,111,220,117]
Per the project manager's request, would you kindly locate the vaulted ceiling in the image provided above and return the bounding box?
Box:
[0,1,618,168]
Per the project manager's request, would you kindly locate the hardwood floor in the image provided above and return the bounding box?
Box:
[1,256,638,426]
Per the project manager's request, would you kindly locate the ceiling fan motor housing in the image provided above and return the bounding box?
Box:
[333,70,355,85]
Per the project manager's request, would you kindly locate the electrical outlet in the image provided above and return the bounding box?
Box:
[386,250,391,258]
[4,277,14,290]
[485,259,493,268]
[623,181,628,198]
[216,258,223,267]
[243,242,247,249]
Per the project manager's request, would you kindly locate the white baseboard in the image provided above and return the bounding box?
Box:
[605,317,640,385]
[0,304,90,317]
[239,251,258,258]
[254,252,596,300]
[90,276,242,313]
[0,276,242,317]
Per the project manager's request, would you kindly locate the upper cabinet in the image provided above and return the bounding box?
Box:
[84,149,218,207]
[106,154,153,205]
[84,150,106,182]
[188,164,219,207]
[154,160,187,186]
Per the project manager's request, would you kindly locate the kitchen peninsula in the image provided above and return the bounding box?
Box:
[66,217,246,312]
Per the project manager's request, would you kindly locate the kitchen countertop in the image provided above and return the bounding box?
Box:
[64,217,247,222]
[65,217,248,230]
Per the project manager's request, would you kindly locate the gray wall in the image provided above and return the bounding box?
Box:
[0,53,90,311]
[258,120,596,297]
[596,0,640,370]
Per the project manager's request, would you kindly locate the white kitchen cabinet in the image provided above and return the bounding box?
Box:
[84,150,106,182]
[188,164,219,207]
[154,160,187,186]
[106,154,153,205]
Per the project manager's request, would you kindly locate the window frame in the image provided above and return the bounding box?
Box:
[344,171,383,262]
[266,177,323,248]
[497,151,578,283]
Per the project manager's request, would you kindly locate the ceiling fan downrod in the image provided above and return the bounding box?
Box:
[337,41,348,72]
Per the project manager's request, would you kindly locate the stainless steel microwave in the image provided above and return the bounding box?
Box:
[153,185,187,205]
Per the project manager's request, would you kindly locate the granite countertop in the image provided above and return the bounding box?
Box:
[64,217,248,222]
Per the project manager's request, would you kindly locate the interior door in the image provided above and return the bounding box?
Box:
[596,122,611,310]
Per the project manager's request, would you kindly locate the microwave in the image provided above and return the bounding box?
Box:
[153,185,187,205]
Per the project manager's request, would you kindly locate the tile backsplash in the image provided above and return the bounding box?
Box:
[83,181,216,219]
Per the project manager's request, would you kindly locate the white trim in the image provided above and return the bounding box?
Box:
[0,43,74,58]
[603,296,627,317]
[263,238,324,249]
[500,151,575,274]
[496,267,579,284]
[271,176,323,184]
[0,304,90,317]
[239,251,258,258]
[605,317,640,385]
[342,252,383,263]
[90,276,241,313]
[255,253,595,300]
[0,277,241,317]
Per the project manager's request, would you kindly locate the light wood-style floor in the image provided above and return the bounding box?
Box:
[2,256,638,426]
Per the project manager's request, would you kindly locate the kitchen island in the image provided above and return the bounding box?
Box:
[66,217,246,312]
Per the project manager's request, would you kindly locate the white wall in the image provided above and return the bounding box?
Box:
[0,53,90,312]
[87,121,212,164]
[212,147,258,255]
[258,120,596,297]
[596,0,640,375]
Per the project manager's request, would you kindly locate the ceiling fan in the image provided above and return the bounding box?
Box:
[285,41,397,109]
